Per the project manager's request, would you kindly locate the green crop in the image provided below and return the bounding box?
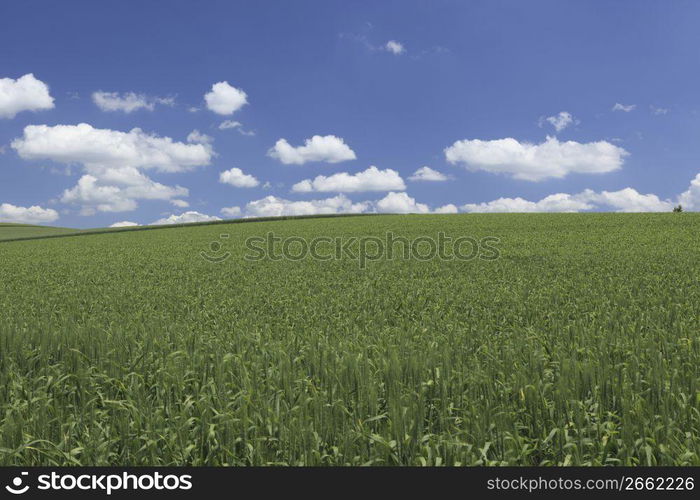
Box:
[0,223,79,241]
[0,213,698,466]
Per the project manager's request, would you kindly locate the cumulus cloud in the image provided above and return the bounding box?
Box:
[12,123,212,173]
[170,199,190,208]
[0,203,59,224]
[241,191,464,217]
[92,91,174,112]
[220,206,241,217]
[579,188,673,212]
[462,193,594,213]
[541,111,577,132]
[612,103,636,112]
[219,167,260,188]
[673,174,700,211]
[268,135,357,165]
[244,194,371,217]
[205,81,247,115]
[409,166,449,182]
[385,40,405,55]
[12,123,210,213]
[462,188,673,213]
[0,74,55,119]
[434,204,459,214]
[61,175,136,213]
[151,211,221,225]
[110,221,139,227]
[375,192,429,213]
[60,171,188,214]
[292,166,405,193]
[679,175,700,211]
[444,136,628,181]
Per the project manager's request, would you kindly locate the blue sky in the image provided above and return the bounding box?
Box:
[2,0,700,228]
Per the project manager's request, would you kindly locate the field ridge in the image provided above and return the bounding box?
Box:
[0,213,385,244]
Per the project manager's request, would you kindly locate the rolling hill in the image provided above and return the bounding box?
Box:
[0,213,698,466]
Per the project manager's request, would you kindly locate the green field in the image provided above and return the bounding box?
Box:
[0,223,81,242]
[0,213,699,466]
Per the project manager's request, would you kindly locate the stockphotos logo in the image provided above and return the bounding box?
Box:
[5,472,29,495]
[2,471,193,496]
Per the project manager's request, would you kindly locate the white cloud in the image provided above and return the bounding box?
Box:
[218,120,255,136]
[186,129,213,144]
[445,136,628,181]
[434,204,459,214]
[241,175,700,216]
[61,171,188,214]
[12,123,212,173]
[219,167,260,188]
[12,123,209,213]
[220,206,241,217]
[204,81,247,115]
[385,40,405,55]
[0,203,59,224]
[170,199,190,208]
[0,74,55,119]
[110,221,139,227]
[244,194,370,217]
[151,211,221,225]
[462,193,594,213]
[268,135,357,165]
[579,188,673,212]
[61,175,136,213]
[219,120,242,130]
[92,91,174,113]
[409,166,449,182]
[678,173,700,211]
[462,188,673,213]
[375,192,429,213]
[292,166,405,193]
[541,111,577,132]
[650,105,669,115]
[240,190,471,218]
[242,191,464,218]
[612,103,636,112]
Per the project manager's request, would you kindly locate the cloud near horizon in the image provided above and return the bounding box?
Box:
[233,192,465,218]
[0,202,59,224]
[292,166,405,193]
[12,123,211,214]
[151,211,222,225]
[110,220,139,227]
[461,187,673,213]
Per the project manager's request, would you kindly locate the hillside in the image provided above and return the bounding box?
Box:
[0,223,81,241]
[0,213,698,466]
